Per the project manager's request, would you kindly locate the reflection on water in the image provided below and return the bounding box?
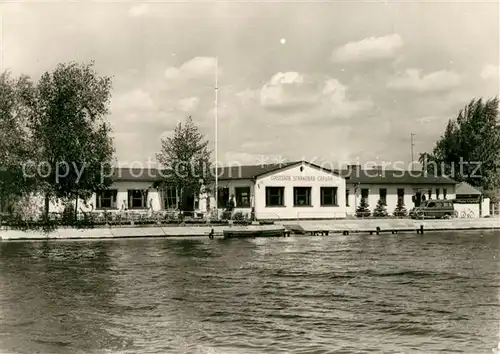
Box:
[0,232,499,353]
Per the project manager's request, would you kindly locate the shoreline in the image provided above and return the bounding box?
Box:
[0,217,499,241]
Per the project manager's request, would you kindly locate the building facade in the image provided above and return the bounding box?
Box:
[2,160,468,220]
[342,166,457,216]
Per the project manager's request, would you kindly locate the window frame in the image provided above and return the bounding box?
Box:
[266,187,285,207]
[320,187,338,206]
[235,186,251,208]
[294,187,312,207]
[96,189,118,209]
[128,189,148,209]
[163,185,178,210]
[379,188,387,205]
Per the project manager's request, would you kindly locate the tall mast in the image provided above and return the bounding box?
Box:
[214,56,218,219]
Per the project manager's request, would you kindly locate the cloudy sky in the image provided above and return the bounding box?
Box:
[1,1,498,168]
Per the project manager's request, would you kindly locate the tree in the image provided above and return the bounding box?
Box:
[25,61,115,218]
[421,97,500,191]
[393,197,408,217]
[156,116,213,212]
[373,198,388,217]
[0,71,37,206]
[355,197,371,217]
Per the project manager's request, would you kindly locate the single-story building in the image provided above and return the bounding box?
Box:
[341,165,457,217]
[453,181,490,217]
[0,160,466,220]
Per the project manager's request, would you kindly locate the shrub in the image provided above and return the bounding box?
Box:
[393,197,408,217]
[355,197,371,217]
[373,199,388,217]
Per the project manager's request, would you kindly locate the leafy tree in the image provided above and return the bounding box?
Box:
[373,198,388,217]
[393,197,408,217]
[355,197,371,217]
[0,71,37,206]
[421,97,500,191]
[24,61,114,218]
[156,116,213,212]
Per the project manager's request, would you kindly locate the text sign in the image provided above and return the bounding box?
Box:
[270,175,335,182]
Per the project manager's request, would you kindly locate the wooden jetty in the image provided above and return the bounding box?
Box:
[223,225,289,239]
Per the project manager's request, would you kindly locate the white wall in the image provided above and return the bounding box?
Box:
[345,184,456,216]
[454,198,491,218]
[483,197,491,216]
[254,163,346,220]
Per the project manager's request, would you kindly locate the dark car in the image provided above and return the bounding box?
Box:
[409,199,457,219]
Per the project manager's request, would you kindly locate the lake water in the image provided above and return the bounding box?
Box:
[0,231,499,354]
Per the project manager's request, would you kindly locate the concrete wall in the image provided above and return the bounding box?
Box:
[454,198,491,218]
[254,162,346,220]
[345,184,456,216]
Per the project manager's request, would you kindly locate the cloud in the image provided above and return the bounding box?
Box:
[111,89,155,111]
[164,57,217,82]
[259,72,372,120]
[331,34,404,63]
[480,64,499,80]
[387,69,460,93]
[176,96,200,112]
[128,4,149,17]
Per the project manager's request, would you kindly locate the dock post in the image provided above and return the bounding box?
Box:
[376,227,380,235]
[209,228,214,239]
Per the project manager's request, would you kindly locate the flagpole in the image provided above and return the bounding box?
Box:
[214,56,218,220]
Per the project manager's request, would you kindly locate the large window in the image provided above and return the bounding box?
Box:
[294,187,311,206]
[128,189,148,209]
[379,188,387,205]
[96,190,117,209]
[361,188,369,199]
[266,187,285,207]
[235,186,251,207]
[217,187,229,208]
[346,189,350,207]
[321,187,338,206]
[163,186,178,209]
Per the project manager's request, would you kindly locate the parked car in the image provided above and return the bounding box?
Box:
[409,199,457,219]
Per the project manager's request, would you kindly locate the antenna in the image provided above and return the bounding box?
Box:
[411,133,415,171]
[214,56,218,220]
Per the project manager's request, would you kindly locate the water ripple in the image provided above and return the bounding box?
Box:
[0,231,499,353]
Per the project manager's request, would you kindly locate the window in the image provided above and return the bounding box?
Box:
[346,189,350,207]
[361,188,369,199]
[235,186,251,207]
[163,185,178,209]
[294,187,311,206]
[128,189,148,209]
[379,188,387,205]
[427,202,436,208]
[266,187,285,207]
[218,187,229,208]
[443,188,447,199]
[397,188,405,201]
[96,190,117,209]
[321,187,338,206]
[436,188,440,199]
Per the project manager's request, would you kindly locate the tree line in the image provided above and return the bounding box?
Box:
[418,97,500,197]
[0,60,212,223]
